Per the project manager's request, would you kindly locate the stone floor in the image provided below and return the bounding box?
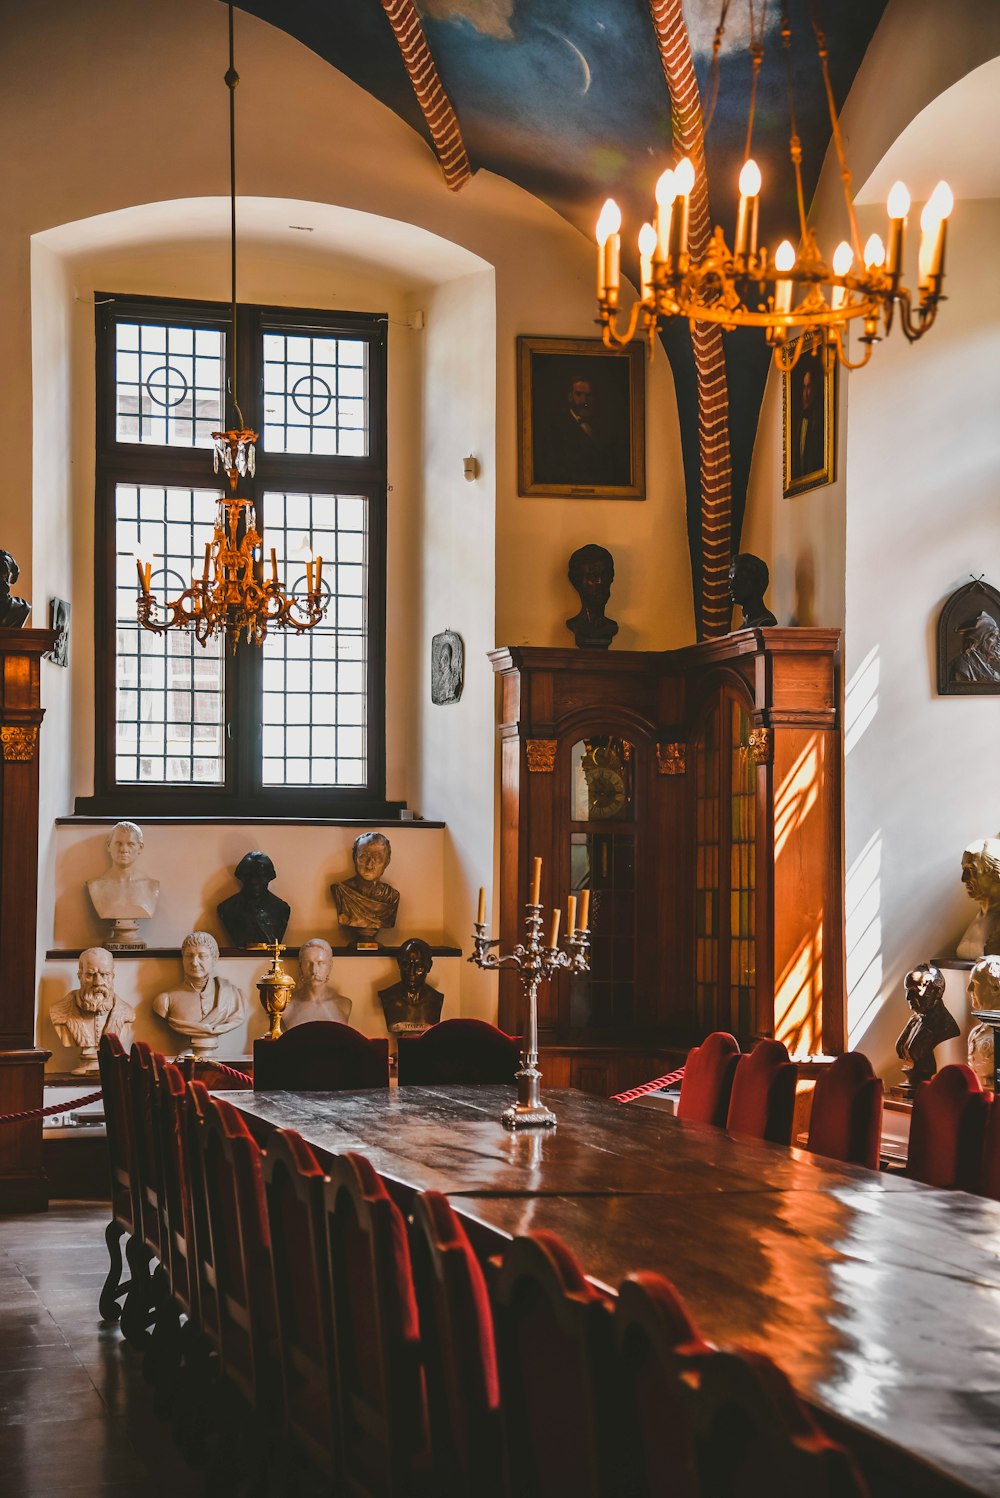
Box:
[0,1203,196,1498]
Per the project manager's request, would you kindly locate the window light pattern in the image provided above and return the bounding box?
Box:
[263,332,368,456]
[261,491,368,786]
[114,484,225,784]
[115,322,225,447]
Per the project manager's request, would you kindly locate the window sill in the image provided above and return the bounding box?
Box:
[46,945,463,960]
[61,811,442,828]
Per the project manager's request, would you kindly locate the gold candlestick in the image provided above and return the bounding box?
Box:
[256,941,294,1041]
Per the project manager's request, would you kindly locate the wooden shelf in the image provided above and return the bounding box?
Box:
[46,944,464,961]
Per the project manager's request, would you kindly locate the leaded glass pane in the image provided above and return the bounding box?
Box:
[115,322,225,447]
[262,333,369,456]
[114,484,225,783]
[261,491,369,786]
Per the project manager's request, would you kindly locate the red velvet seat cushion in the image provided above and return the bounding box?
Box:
[807,1052,884,1170]
[906,1064,988,1191]
[726,1039,797,1144]
[676,1031,741,1127]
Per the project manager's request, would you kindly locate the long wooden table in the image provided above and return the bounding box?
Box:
[229,1085,1000,1497]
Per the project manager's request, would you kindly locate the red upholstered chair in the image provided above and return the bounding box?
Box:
[906,1064,989,1191]
[979,1093,1000,1201]
[807,1052,884,1171]
[321,1151,429,1496]
[145,1060,196,1390]
[121,1042,164,1346]
[409,1190,503,1498]
[97,1033,136,1321]
[491,1231,616,1498]
[726,1039,798,1144]
[676,1031,741,1127]
[260,1127,339,1484]
[185,1080,221,1357]
[694,1346,868,1496]
[254,1020,389,1091]
[397,1019,521,1087]
[614,1272,710,1498]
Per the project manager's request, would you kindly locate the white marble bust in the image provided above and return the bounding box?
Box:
[283,937,352,1029]
[50,947,135,1074]
[153,930,248,1056]
[968,954,1000,1089]
[957,837,1000,959]
[87,821,160,950]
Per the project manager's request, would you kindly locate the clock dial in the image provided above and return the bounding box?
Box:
[586,766,626,820]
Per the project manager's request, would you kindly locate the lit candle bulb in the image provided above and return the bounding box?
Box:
[638,221,657,300]
[596,199,622,308]
[578,889,590,931]
[530,856,542,907]
[863,232,886,271]
[669,156,695,262]
[567,894,577,938]
[548,908,561,948]
[830,240,854,309]
[773,239,796,315]
[477,886,487,926]
[918,180,953,291]
[734,157,761,260]
[654,168,676,262]
[886,180,910,278]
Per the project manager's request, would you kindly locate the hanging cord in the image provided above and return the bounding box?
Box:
[809,0,862,263]
[743,0,768,162]
[779,3,809,245]
[225,3,245,429]
[701,0,731,138]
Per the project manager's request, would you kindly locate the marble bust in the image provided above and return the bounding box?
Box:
[331,832,400,946]
[216,850,291,949]
[50,947,135,1074]
[378,937,444,1036]
[565,543,618,651]
[729,553,778,629]
[957,838,1000,958]
[283,937,352,1028]
[894,962,960,1094]
[153,931,249,1057]
[968,955,1000,1090]
[86,820,159,950]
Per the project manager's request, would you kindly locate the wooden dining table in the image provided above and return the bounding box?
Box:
[228,1083,1000,1498]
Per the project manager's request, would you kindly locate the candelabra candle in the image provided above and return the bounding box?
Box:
[470,896,591,1129]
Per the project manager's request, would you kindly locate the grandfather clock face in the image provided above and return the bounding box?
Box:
[574,738,632,822]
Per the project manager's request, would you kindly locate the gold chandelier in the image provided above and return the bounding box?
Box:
[596,2,953,371]
[136,4,326,646]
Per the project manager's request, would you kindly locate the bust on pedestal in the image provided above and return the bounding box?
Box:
[894,962,960,1098]
[284,937,352,1028]
[153,930,248,1059]
[86,820,159,950]
[216,850,290,949]
[957,838,1000,959]
[378,938,444,1036]
[331,833,399,948]
[50,948,135,1075]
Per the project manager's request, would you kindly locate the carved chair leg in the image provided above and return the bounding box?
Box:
[144,1265,183,1402]
[98,1218,131,1321]
[120,1234,154,1349]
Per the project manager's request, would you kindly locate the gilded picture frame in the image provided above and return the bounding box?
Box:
[517,336,645,499]
[782,334,837,498]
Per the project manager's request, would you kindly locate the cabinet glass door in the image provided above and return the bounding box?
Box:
[567,737,636,1033]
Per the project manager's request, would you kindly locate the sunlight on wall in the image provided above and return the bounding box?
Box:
[844,645,880,757]
[774,734,820,861]
[846,830,883,1047]
[775,923,822,1057]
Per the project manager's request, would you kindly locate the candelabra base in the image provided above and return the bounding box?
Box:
[501,1065,557,1130]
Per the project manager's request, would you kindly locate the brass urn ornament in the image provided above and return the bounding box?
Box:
[257,943,295,1041]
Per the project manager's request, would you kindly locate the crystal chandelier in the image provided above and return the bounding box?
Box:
[136,3,326,646]
[596,2,954,372]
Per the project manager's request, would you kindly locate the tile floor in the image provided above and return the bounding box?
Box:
[0,1204,196,1497]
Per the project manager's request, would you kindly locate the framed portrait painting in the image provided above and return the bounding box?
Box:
[517,336,645,499]
[782,334,836,498]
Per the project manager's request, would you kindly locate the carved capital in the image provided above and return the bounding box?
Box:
[526,738,557,773]
[1,725,38,761]
[748,727,771,765]
[656,741,686,775]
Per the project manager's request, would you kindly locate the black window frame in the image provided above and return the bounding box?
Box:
[79,291,396,818]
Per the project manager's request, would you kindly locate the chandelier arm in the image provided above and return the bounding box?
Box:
[599,300,645,350]
[743,0,767,162]
[779,6,809,246]
[809,0,863,266]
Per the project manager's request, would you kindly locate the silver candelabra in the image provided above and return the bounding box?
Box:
[470,898,590,1129]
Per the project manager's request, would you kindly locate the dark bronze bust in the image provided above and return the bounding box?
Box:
[566,543,618,650]
[729,552,777,629]
[332,832,400,946]
[895,962,960,1095]
[0,550,30,628]
[216,850,291,948]
[378,937,443,1035]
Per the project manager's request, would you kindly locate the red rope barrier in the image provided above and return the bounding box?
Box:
[208,1060,253,1085]
[611,1066,686,1104]
[0,1056,252,1126]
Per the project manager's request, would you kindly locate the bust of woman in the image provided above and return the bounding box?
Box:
[86,820,159,949]
[331,833,400,946]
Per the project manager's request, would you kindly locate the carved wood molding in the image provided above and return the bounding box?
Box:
[656,741,686,775]
[748,727,771,765]
[0,725,38,761]
[526,739,557,773]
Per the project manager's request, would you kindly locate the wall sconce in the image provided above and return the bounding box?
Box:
[463,455,480,482]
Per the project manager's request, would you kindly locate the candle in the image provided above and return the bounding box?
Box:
[548,908,561,948]
[830,241,853,310]
[638,222,657,301]
[918,181,953,291]
[596,199,622,307]
[270,546,278,584]
[886,180,910,278]
[734,158,761,260]
[529,856,542,906]
[477,887,487,926]
[773,239,796,315]
[654,168,676,263]
[578,888,590,931]
[203,543,212,583]
[315,555,323,595]
[306,558,315,595]
[669,157,695,262]
[863,232,886,272]
[567,894,577,937]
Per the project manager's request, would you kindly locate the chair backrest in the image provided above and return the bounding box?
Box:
[128,1041,165,1257]
[491,1231,616,1498]
[695,1346,868,1496]
[98,1032,135,1233]
[726,1039,798,1144]
[676,1031,741,1127]
[807,1052,884,1171]
[155,1060,196,1320]
[614,1272,709,1498]
[906,1063,989,1191]
[254,1021,389,1091]
[321,1151,428,1497]
[260,1127,338,1479]
[980,1094,1000,1201]
[397,1019,521,1087]
[409,1190,503,1498]
[185,1079,220,1348]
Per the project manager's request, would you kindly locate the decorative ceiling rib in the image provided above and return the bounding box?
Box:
[378,0,471,190]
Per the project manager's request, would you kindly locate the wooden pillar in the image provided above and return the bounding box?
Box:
[0,628,57,1211]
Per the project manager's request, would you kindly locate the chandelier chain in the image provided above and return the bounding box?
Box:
[701,0,731,138]
[743,0,767,162]
[809,0,863,265]
[779,4,809,245]
[225,2,245,429]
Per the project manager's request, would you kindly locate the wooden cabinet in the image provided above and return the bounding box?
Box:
[491,629,843,1074]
